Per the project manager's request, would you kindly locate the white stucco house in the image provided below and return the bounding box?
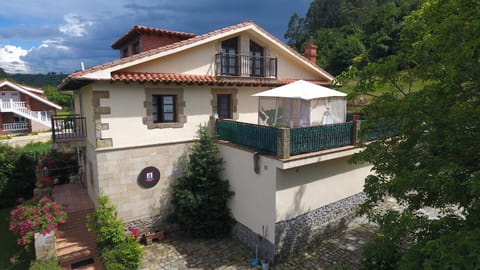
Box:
[57,21,371,260]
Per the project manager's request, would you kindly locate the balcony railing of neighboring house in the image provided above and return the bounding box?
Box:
[51,114,87,142]
[2,122,28,131]
[0,100,27,111]
[217,119,358,159]
[215,53,278,78]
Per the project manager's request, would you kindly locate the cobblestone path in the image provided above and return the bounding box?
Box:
[140,217,378,270]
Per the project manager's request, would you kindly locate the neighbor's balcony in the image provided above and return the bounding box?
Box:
[215,53,277,78]
[51,114,87,144]
[3,122,28,131]
[216,118,394,159]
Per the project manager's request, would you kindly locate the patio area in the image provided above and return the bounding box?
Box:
[140,216,377,270]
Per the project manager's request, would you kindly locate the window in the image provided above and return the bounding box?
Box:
[13,115,26,123]
[133,42,141,55]
[221,37,239,75]
[217,94,232,119]
[250,41,264,76]
[152,95,177,123]
[122,47,129,58]
[211,89,238,121]
[144,88,186,129]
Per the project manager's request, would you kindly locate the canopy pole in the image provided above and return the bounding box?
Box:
[274,97,279,125]
[257,97,260,125]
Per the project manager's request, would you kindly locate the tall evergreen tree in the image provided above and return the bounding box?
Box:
[170,125,234,238]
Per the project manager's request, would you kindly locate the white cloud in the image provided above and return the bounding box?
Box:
[59,13,93,37]
[0,45,30,73]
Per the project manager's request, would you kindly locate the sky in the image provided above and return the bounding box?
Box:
[0,0,311,75]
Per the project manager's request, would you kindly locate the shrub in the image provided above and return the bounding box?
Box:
[87,195,143,269]
[0,142,51,208]
[170,125,234,237]
[29,258,60,270]
[87,195,125,249]
[101,238,143,270]
[22,142,52,163]
[0,144,19,206]
[9,197,67,246]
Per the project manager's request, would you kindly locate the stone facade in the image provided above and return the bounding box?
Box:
[95,141,193,227]
[275,192,366,259]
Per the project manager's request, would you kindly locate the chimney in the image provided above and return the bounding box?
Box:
[304,36,317,64]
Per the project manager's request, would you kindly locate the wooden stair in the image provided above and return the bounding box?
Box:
[56,208,103,269]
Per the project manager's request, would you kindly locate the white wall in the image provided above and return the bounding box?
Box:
[275,156,371,222]
[219,144,277,243]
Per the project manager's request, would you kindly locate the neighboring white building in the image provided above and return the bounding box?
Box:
[57,21,371,260]
[0,80,61,135]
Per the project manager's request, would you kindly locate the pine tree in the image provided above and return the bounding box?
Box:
[170,125,234,237]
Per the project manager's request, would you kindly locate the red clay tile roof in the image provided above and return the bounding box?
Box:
[111,25,196,49]
[110,72,330,87]
[60,20,333,90]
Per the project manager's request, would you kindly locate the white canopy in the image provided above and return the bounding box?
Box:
[252,80,347,100]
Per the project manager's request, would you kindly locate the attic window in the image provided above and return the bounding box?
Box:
[122,47,129,58]
[133,42,140,55]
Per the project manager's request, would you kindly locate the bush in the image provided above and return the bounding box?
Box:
[87,196,125,249]
[0,144,20,207]
[22,142,52,163]
[0,142,53,208]
[101,239,143,270]
[9,197,67,246]
[87,195,143,269]
[170,125,234,237]
[29,258,60,270]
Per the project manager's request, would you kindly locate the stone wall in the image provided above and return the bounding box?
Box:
[275,192,366,259]
[232,221,275,263]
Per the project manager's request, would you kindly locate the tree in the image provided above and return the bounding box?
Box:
[170,125,234,238]
[346,0,480,268]
[284,12,308,52]
[43,85,72,111]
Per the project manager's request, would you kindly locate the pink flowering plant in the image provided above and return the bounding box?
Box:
[9,196,67,246]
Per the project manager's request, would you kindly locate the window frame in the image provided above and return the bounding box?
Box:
[144,88,186,129]
[152,95,177,123]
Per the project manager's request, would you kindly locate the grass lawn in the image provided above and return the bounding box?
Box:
[0,207,34,270]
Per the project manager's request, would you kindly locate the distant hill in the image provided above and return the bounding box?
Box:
[0,68,66,88]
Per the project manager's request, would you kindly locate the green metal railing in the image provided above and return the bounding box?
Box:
[216,120,278,155]
[290,122,354,155]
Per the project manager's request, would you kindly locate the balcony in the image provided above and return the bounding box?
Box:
[216,119,395,159]
[51,115,87,147]
[3,122,28,132]
[215,53,277,78]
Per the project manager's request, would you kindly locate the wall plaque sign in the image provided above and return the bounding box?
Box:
[137,166,160,189]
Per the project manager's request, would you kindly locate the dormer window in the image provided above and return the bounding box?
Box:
[133,42,140,55]
[122,47,129,58]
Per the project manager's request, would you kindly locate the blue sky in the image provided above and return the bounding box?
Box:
[0,0,311,75]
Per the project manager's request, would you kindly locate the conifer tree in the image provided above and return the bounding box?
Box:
[170,125,234,237]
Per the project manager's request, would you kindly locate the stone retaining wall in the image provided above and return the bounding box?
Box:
[232,222,275,263]
[275,192,366,259]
